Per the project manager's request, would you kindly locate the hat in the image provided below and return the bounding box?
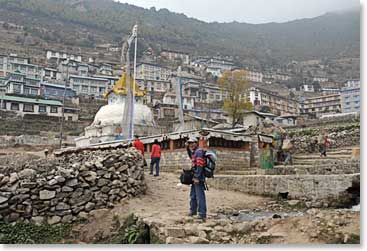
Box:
[187,137,198,143]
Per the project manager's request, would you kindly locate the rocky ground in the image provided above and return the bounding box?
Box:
[0,148,360,244]
[70,172,360,244]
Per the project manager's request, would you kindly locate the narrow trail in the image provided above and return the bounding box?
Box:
[74,171,270,242]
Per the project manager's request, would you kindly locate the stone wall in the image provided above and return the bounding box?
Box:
[0,148,146,224]
[289,123,360,153]
[261,160,360,175]
[144,148,251,172]
[207,173,360,201]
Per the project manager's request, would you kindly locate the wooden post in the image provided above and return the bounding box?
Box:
[170,139,174,151]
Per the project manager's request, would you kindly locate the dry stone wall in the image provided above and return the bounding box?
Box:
[207,173,360,201]
[289,123,360,153]
[0,148,146,224]
[263,160,360,175]
[145,148,251,172]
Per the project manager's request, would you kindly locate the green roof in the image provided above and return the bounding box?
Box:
[1,95,62,106]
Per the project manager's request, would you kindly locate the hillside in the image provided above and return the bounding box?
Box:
[0,0,360,68]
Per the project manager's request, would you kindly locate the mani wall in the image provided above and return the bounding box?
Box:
[0,147,146,224]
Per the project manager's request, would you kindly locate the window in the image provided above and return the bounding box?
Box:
[68,116,73,121]
[50,106,58,113]
[39,105,46,113]
[13,84,21,93]
[22,103,34,112]
[1,101,6,109]
[82,85,88,93]
[24,88,30,95]
[91,86,97,93]
[11,103,19,111]
[30,89,38,95]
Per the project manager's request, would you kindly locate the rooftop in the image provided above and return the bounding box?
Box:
[1,95,62,106]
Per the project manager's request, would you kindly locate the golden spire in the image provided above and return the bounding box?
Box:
[103,72,145,98]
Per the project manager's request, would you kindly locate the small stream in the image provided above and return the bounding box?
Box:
[216,210,304,222]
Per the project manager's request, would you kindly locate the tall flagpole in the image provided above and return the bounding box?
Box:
[121,25,137,140]
[131,24,138,139]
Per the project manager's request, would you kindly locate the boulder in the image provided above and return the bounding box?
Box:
[0,196,8,204]
[9,173,18,184]
[166,237,186,244]
[48,216,61,225]
[85,202,95,212]
[165,227,186,238]
[18,169,36,179]
[188,236,210,244]
[39,190,56,200]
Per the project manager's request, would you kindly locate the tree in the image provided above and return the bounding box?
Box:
[218,70,250,127]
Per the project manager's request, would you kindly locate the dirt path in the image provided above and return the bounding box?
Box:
[74,171,271,242]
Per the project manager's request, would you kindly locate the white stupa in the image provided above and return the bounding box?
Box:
[75,73,157,147]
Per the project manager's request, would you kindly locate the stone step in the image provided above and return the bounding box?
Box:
[218,170,257,176]
[294,154,351,160]
[274,164,314,169]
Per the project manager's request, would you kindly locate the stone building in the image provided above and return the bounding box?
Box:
[141,128,254,173]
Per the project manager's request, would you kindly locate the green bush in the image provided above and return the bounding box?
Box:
[0,221,71,244]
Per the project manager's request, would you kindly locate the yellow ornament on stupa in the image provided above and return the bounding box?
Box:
[103,72,146,99]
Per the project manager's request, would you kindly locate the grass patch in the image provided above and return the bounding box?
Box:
[0,221,71,244]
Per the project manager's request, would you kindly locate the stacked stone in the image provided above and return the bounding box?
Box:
[290,124,360,153]
[0,147,146,224]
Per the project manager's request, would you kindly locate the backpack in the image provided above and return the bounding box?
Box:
[180,169,194,185]
[203,150,217,178]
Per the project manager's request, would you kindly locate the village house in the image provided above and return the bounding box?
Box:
[0,94,78,121]
[2,72,41,96]
[57,60,89,79]
[68,75,109,98]
[247,70,263,83]
[246,87,299,115]
[160,49,190,65]
[300,84,315,92]
[300,93,341,118]
[46,50,82,63]
[313,76,329,83]
[42,68,61,81]
[40,82,77,100]
[136,62,171,81]
[340,84,360,113]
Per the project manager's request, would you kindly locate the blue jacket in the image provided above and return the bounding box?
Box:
[187,147,206,182]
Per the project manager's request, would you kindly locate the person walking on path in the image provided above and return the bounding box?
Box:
[318,130,329,157]
[186,137,207,221]
[132,135,146,167]
[150,139,161,176]
[283,136,294,166]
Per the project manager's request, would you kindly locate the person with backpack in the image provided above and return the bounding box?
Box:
[186,137,207,221]
[150,139,161,176]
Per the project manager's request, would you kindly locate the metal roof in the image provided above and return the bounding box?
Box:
[0,95,62,106]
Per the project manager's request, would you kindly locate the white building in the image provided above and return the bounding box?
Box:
[345,79,360,88]
[69,75,110,98]
[313,76,328,83]
[247,71,263,83]
[3,72,41,96]
[206,66,222,77]
[46,50,82,62]
[300,94,341,118]
[0,94,78,121]
[136,62,171,81]
[162,92,195,110]
[340,86,360,113]
[57,60,89,79]
[42,68,61,81]
[300,84,315,92]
